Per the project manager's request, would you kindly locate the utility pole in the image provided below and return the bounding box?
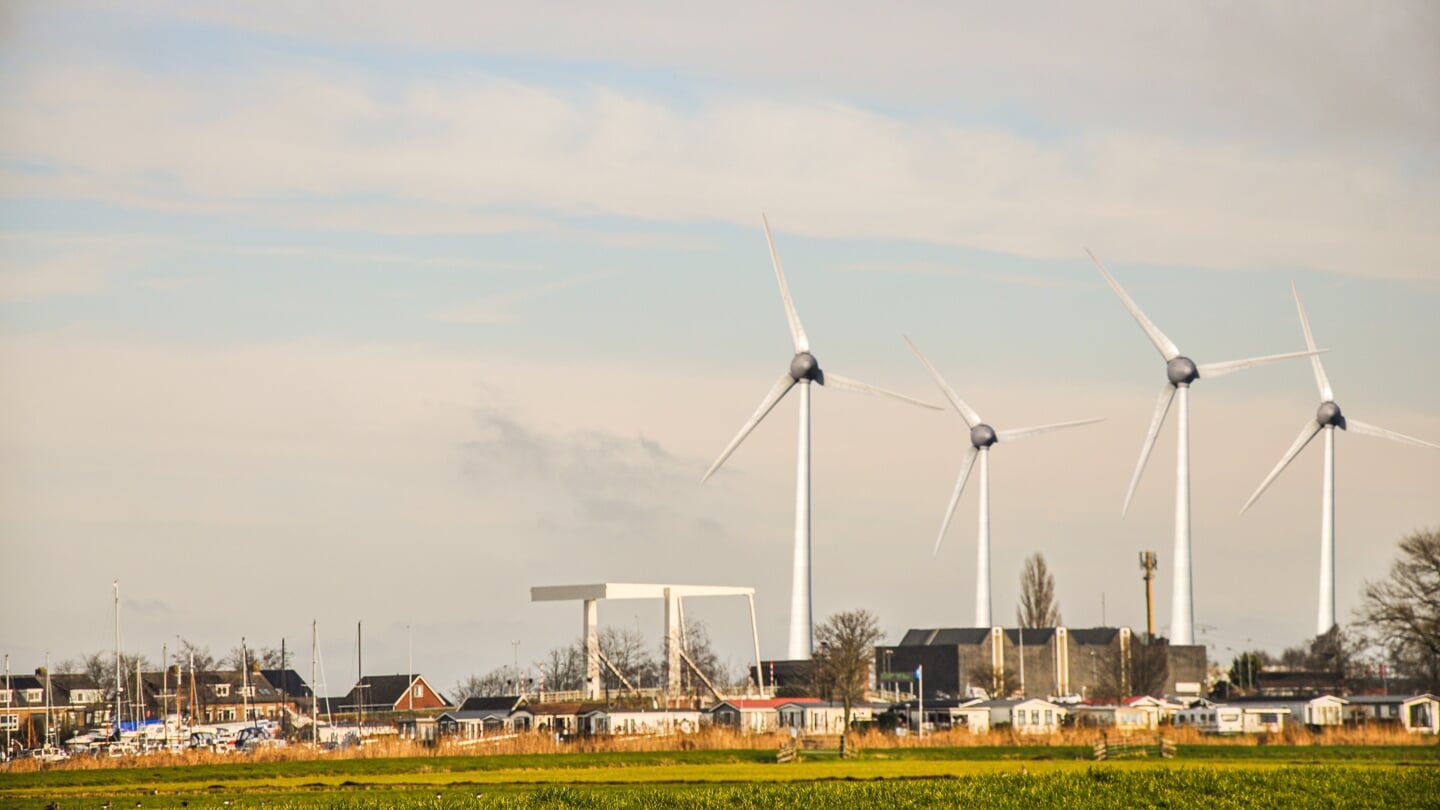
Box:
[1139,551,1158,639]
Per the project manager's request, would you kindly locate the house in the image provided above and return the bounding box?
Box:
[775,701,879,734]
[437,697,532,741]
[322,674,449,718]
[148,669,294,725]
[259,669,314,701]
[1001,697,1069,734]
[528,702,588,737]
[1278,694,1348,729]
[894,698,990,733]
[1174,701,1290,734]
[1116,695,1185,730]
[1347,694,1439,734]
[709,698,816,734]
[2,674,51,748]
[578,707,704,736]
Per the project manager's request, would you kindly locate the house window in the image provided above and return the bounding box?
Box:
[414,684,424,698]
[0,714,17,730]
[0,690,10,704]
[1031,710,1040,725]
[1015,711,1025,726]
[25,689,43,702]
[240,686,255,698]
[214,684,231,698]
[1044,710,1053,725]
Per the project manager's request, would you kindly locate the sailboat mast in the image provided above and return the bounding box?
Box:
[114,580,122,741]
[241,637,251,728]
[44,652,53,749]
[356,621,363,735]
[311,620,318,750]
[161,643,168,747]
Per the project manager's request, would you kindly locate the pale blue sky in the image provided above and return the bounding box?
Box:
[2,1,1436,693]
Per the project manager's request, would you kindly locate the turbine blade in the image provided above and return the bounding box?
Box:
[700,372,796,482]
[901,335,984,425]
[762,214,809,354]
[1241,419,1324,513]
[995,417,1104,443]
[1291,282,1333,401]
[1346,418,1440,451]
[824,372,942,410]
[1123,384,1177,517]
[1086,248,1180,362]
[934,445,979,555]
[1196,348,1326,379]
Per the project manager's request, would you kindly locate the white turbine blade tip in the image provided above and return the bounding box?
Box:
[1291,282,1333,401]
[1346,419,1440,450]
[701,372,796,481]
[1085,248,1181,362]
[824,371,943,410]
[1123,384,1177,516]
[1196,348,1327,379]
[996,418,1104,443]
[762,214,809,354]
[1240,419,1323,513]
[900,336,983,423]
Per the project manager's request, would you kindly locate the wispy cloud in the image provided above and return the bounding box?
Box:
[434,271,616,323]
[2,65,1436,281]
[832,261,1086,288]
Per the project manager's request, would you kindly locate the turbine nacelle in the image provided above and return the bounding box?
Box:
[789,351,822,383]
[1167,356,1199,385]
[1316,400,1345,429]
[970,424,998,448]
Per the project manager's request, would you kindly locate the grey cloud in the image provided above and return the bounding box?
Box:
[458,404,721,539]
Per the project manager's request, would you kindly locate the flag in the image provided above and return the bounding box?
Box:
[915,665,923,679]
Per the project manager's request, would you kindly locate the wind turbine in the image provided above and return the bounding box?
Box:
[1088,249,1323,645]
[702,215,940,660]
[905,336,1102,627]
[1241,283,1439,635]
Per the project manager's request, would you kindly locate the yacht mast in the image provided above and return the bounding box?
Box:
[241,638,251,728]
[311,620,318,749]
[44,652,53,750]
[113,580,122,741]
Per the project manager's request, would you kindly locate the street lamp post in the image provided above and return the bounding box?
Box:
[512,641,521,698]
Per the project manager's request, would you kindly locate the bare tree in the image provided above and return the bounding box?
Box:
[543,643,586,693]
[72,650,152,703]
[1019,552,1061,628]
[813,609,884,758]
[1094,638,1170,700]
[1357,528,1440,692]
[451,667,513,703]
[679,620,736,695]
[966,659,1018,699]
[224,644,282,671]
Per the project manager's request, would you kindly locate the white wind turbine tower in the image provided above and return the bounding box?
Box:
[703,215,939,660]
[905,336,1102,627]
[1241,283,1439,635]
[1088,250,1323,645]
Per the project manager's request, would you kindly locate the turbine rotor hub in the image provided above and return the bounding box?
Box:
[789,351,821,382]
[1167,356,1199,385]
[1316,400,1345,428]
[970,423,998,448]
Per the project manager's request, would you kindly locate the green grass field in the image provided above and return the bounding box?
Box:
[3,746,1438,809]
